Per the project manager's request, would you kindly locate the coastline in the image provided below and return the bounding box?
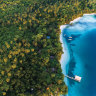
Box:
[59,13,96,96]
[70,17,81,24]
[60,25,70,78]
[60,25,70,96]
[60,25,70,79]
[70,13,96,24]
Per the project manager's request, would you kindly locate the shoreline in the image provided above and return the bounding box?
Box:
[70,13,96,24]
[59,13,96,96]
[60,25,70,77]
[60,25,70,96]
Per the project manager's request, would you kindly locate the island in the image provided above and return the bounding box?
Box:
[0,0,95,96]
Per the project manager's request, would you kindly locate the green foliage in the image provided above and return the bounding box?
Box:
[0,0,95,96]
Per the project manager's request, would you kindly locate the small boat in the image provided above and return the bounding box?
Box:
[68,39,72,40]
[69,37,72,38]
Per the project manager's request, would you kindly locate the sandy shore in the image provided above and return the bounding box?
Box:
[70,17,81,24]
[60,25,70,83]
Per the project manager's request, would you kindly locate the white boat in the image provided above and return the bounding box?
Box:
[69,37,72,38]
[68,39,72,40]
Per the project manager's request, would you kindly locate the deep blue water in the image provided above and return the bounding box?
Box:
[62,14,96,96]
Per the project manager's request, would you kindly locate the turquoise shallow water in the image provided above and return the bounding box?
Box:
[61,14,96,96]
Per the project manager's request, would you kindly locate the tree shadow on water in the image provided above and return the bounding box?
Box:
[68,57,76,86]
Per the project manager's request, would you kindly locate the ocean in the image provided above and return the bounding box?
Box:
[60,14,96,96]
